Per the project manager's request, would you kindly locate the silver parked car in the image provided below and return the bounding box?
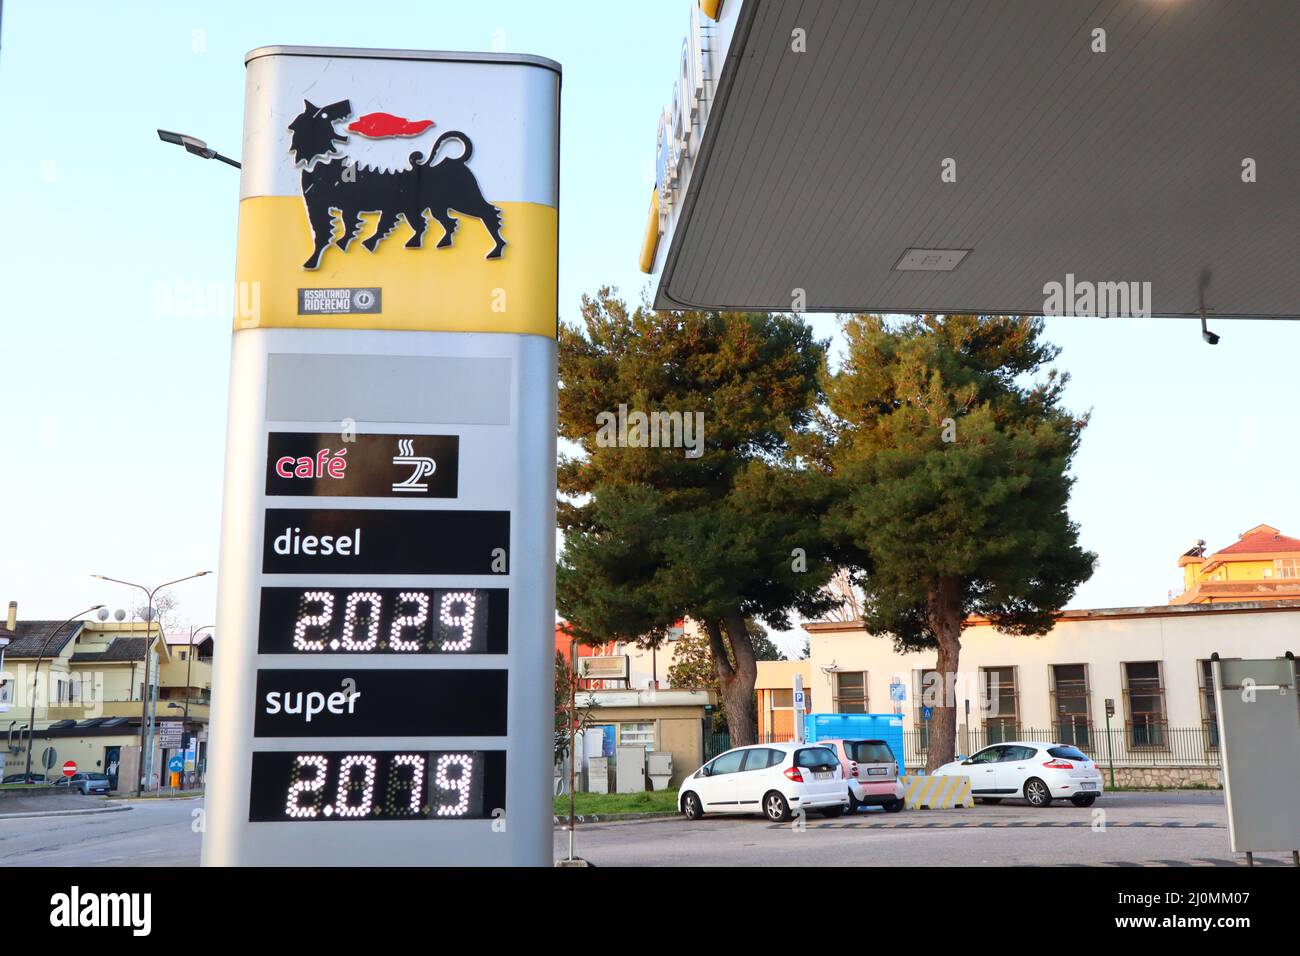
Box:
[53,772,112,795]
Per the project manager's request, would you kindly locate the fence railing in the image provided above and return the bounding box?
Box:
[901,725,1220,771]
[708,726,1221,770]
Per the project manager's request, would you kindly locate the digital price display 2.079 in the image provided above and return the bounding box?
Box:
[258,587,508,655]
[249,750,506,822]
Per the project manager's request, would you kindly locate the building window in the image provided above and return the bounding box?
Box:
[1123,661,1167,748]
[618,721,655,749]
[832,671,868,713]
[981,667,1019,743]
[1198,660,1219,749]
[1274,558,1300,580]
[1050,664,1090,746]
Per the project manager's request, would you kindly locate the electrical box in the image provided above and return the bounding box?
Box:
[615,746,646,793]
[647,751,673,790]
[586,756,609,794]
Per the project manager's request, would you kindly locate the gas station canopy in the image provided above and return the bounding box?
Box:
[647,0,1298,319]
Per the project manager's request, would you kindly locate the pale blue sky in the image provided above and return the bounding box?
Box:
[2,1,1296,646]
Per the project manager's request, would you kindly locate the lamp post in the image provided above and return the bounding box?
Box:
[182,624,213,791]
[156,129,241,168]
[90,572,210,795]
[184,624,213,723]
[568,636,578,863]
[24,606,105,783]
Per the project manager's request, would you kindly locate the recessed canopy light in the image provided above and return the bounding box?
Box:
[893,248,971,272]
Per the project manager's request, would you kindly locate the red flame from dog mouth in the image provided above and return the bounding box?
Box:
[346,112,436,138]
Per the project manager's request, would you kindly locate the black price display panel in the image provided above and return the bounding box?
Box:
[258,587,507,655]
[249,750,506,822]
[262,508,509,575]
[254,669,507,737]
[265,432,459,499]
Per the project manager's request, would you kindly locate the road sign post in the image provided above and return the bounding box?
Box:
[793,673,805,743]
[202,46,560,866]
[1103,697,1116,790]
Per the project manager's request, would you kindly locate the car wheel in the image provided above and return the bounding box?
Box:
[975,797,1003,805]
[820,805,845,818]
[763,791,792,823]
[1070,794,1097,808]
[884,798,905,813]
[681,792,703,820]
[1024,778,1052,808]
[847,789,861,813]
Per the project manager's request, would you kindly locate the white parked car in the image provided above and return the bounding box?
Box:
[679,742,850,822]
[932,741,1104,808]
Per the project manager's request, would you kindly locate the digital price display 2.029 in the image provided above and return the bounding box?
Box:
[258,587,508,655]
[249,750,506,822]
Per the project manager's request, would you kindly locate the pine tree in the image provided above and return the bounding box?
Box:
[823,314,1096,770]
[557,289,836,745]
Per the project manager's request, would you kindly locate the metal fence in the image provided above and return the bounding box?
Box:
[901,725,1221,772]
[705,731,802,760]
[708,726,1221,770]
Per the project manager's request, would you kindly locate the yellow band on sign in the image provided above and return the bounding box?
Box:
[900,774,974,810]
[233,196,557,336]
[639,189,660,274]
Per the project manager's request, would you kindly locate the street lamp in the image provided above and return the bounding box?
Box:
[24,606,105,783]
[184,624,213,723]
[156,129,241,168]
[181,624,213,791]
[90,572,210,795]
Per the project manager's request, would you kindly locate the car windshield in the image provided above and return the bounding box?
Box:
[1047,745,1088,761]
[794,748,838,771]
[847,741,894,764]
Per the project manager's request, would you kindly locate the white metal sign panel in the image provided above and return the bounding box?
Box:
[202,47,560,867]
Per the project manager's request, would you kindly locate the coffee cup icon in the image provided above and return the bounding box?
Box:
[392,439,437,492]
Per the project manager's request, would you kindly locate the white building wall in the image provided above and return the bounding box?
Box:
[806,605,1300,731]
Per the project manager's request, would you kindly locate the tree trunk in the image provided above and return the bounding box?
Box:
[924,576,964,772]
[707,613,759,747]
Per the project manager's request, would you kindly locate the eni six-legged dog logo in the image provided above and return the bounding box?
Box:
[288,99,507,270]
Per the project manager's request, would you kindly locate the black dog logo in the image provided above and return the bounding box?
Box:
[288,99,506,270]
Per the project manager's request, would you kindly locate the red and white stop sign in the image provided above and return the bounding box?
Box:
[62,761,77,778]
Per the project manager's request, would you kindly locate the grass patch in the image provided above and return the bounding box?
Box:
[553,789,679,816]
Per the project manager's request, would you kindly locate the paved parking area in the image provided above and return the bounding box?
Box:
[3,790,1295,867]
[554,791,1299,867]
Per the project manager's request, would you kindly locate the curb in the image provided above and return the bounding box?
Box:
[0,805,133,821]
[105,792,205,801]
[553,811,678,824]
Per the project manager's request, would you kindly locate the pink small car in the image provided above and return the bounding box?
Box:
[816,738,905,812]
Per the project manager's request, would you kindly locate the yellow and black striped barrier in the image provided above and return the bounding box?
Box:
[899,775,974,809]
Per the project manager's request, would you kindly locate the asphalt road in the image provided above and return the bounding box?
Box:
[0,798,202,867]
[555,792,1300,867]
[1,791,1295,867]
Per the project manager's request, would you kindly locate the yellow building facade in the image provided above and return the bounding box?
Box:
[0,617,211,788]
[1174,524,1300,604]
